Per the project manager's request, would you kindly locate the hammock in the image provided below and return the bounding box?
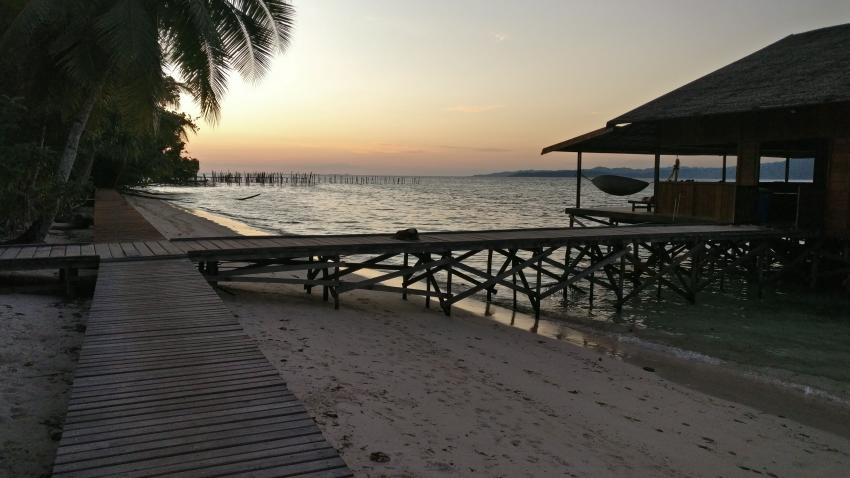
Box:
[587,175,649,196]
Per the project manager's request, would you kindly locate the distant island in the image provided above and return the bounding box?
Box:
[475,159,814,181]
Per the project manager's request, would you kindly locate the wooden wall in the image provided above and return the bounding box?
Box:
[656,182,738,223]
[825,138,850,236]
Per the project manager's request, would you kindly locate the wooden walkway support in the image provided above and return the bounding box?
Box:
[51,258,351,477]
[1,224,844,328]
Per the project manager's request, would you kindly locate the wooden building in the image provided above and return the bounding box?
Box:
[543,23,850,238]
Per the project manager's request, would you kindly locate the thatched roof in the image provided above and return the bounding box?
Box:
[541,123,818,157]
[540,124,731,155]
[609,23,850,125]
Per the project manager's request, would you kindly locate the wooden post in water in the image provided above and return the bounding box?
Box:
[402,253,409,300]
[562,246,570,303]
[305,256,314,295]
[485,249,493,315]
[425,253,431,309]
[533,250,542,332]
[512,257,518,312]
[322,256,329,302]
[616,245,626,311]
[444,251,453,316]
[333,255,341,309]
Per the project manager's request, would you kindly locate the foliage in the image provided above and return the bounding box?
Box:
[3,0,295,123]
[0,0,295,240]
[88,108,201,187]
[0,96,82,241]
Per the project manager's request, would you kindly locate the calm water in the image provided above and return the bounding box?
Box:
[149,176,850,398]
[153,176,647,235]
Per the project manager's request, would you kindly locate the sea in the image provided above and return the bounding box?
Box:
[148,176,850,404]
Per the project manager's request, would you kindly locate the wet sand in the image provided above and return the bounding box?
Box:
[128,195,850,477]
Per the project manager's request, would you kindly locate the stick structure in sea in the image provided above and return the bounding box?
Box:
[194,172,421,186]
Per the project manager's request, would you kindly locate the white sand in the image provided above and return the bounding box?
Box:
[0,293,87,478]
[127,196,850,477]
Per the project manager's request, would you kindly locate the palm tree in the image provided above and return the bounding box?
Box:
[2,0,294,238]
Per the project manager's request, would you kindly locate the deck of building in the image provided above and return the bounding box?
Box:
[565,207,718,225]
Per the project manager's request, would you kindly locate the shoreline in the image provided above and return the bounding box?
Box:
[138,195,850,437]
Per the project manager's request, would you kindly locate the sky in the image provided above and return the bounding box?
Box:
[178,0,850,175]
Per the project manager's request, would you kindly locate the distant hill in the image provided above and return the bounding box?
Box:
[474,159,814,181]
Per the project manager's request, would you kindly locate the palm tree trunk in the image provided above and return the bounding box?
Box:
[76,151,97,187]
[58,87,100,182]
[34,84,101,241]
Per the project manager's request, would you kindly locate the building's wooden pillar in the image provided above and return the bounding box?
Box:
[576,151,583,208]
[736,141,761,186]
[653,152,661,201]
[784,156,791,183]
[721,154,727,182]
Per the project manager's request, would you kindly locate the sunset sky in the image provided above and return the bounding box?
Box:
[179,0,850,175]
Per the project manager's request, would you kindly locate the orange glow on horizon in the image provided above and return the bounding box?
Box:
[177,1,850,175]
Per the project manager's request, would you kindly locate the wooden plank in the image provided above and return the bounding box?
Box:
[131,241,156,257]
[32,245,53,259]
[68,374,283,404]
[93,243,112,259]
[63,391,296,426]
[13,246,38,259]
[52,426,331,477]
[0,247,21,260]
[49,245,67,257]
[118,242,142,258]
[55,419,319,465]
[142,240,168,256]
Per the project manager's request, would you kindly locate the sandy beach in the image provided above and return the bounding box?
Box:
[0,291,87,477]
[120,195,850,477]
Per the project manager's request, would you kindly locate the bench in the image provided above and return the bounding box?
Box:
[629,199,654,212]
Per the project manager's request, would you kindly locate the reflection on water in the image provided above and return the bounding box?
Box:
[149,177,850,401]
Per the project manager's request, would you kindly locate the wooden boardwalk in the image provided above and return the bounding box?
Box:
[52,258,351,477]
[94,189,164,242]
[0,224,788,268]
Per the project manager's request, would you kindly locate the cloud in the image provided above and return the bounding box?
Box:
[439,145,512,153]
[491,32,508,43]
[445,104,505,113]
[348,142,428,156]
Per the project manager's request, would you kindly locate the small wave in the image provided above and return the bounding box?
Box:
[617,335,723,365]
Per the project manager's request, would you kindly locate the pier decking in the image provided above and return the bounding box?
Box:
[1,223,812,324]
[51,258,351,477]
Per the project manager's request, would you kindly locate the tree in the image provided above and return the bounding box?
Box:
[1,0,295,239]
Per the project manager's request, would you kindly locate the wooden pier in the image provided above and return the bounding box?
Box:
[2,223,828,330]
